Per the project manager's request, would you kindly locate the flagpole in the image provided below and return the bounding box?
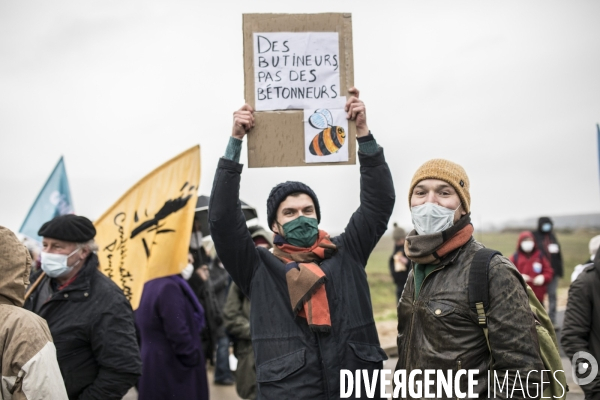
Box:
[597,124,600,197]
[24,272,46,301]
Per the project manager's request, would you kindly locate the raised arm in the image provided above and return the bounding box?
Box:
[208,105,260,297]
[341,88,395,266]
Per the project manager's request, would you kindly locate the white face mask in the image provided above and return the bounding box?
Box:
[411,202,461,236]
[181,263,194,281]
[520,241,535,253]
[41,248,81,278]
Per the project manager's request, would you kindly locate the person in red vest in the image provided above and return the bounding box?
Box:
[510,231,554,304]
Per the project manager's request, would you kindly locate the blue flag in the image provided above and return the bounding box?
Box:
[20,156,74,243]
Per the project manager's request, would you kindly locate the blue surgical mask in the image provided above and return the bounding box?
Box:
[411,202,461,236]
[41,248,81,278]
[541,223,552,232]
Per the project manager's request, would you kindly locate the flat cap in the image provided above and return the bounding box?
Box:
[38,214,96,243]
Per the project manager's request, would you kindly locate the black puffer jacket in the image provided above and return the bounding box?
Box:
[24,254,142,400]
[395,239,544,399]
[561,255,600,398]
[209,147,395,399]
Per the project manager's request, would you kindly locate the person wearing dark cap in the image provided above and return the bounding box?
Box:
[23,214,142,400]
[394,159,545,397]
[209,88,395,399]
[532,216,563,325]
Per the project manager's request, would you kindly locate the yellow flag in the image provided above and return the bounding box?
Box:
[94,146,200,309]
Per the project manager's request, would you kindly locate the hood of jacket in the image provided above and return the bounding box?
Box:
[0,226,32,307]
[537,216,553,232]
[516,231,537,252]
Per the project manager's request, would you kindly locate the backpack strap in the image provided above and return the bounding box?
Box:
[468,248,502,352]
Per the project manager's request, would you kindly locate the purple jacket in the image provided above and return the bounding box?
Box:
[135,275,208,400]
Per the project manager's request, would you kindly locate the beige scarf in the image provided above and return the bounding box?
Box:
[404,214,473,264]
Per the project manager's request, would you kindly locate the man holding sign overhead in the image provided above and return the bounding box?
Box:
[209,88,395,399]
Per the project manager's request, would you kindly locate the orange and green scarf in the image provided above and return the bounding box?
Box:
[273,230,337,333]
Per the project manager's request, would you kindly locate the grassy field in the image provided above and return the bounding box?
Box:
[366,229,599,321]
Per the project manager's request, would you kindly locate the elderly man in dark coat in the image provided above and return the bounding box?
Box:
[209,88,395,399]
[135,275,209,400]
[24,214,141,400]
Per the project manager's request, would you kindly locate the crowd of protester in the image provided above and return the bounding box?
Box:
[2,89,599,399]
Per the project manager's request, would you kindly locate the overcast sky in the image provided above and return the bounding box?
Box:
[1,0,599,236]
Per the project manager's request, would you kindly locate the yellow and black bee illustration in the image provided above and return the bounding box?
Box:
[308,109,346,156]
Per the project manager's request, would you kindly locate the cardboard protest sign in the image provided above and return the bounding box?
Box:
[94,146,201,309]
[243,13,355,168]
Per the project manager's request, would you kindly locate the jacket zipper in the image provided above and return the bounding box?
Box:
[404,265,446,393]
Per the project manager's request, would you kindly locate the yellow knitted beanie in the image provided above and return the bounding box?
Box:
[408,159,470,213]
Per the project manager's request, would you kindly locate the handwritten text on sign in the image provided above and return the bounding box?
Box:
[253,32,342,111]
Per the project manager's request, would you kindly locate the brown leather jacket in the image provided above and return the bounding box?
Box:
[395,238,545,399]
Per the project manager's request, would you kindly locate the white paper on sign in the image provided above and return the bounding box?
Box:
[254,32,342,111]
[304,108,349,163]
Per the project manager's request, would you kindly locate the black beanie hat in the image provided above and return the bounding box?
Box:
[267,181,321,231]
[38,214,96,243]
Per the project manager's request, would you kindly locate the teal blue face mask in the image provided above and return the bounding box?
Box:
[281,216,319,248]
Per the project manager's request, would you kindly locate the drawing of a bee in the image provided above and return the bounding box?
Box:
[308,109,346,156]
